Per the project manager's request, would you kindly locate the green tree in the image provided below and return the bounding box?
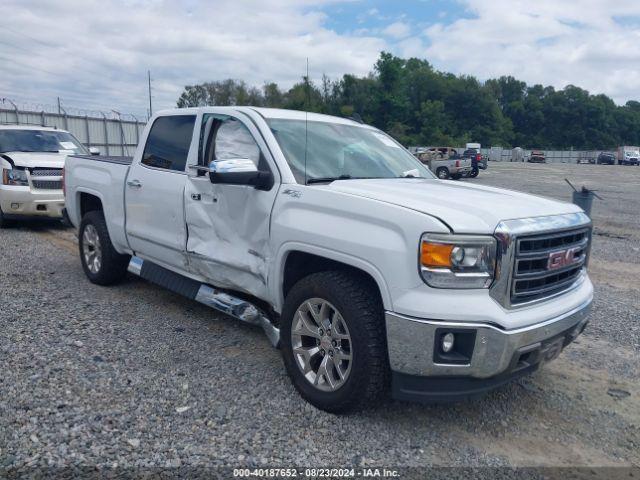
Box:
[176,52,640,149]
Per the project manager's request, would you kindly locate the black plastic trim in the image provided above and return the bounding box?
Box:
[392,364,539,403]
[139,261,201,300]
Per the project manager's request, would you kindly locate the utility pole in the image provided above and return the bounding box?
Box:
[147,70,153,117]
[305,58,310,109]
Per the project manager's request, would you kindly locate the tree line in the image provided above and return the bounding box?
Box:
[177,52,640,149]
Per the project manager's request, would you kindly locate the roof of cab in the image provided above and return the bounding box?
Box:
[155,106,368,127]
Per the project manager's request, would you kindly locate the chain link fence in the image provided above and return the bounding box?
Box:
[409,145,619,164]
[0,98,147,157]
[478,147,616,163]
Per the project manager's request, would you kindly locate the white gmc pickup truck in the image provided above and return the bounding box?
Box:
[64,107,593,412]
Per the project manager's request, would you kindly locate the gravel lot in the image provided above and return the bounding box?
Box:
[1,162,638,475]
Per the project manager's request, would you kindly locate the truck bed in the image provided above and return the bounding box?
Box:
[64,154,132,253]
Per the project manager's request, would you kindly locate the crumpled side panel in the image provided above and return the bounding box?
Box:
[185,180,272,301]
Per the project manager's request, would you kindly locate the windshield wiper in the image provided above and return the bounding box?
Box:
[306,175,353,184]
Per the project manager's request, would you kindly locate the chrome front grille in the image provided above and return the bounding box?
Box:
[30,168,63,177]
[32,180,63,190]
[29,168,63,190]
[490,213,592,309]
[511,227,590,305]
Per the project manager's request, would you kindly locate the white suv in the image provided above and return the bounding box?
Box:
[0,125,92,227]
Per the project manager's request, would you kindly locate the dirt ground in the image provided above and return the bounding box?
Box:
[1,161,638,474]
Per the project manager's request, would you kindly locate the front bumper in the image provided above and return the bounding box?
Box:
[386,297,591,402]
[0,186,64,219]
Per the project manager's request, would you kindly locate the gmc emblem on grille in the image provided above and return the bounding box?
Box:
[547,247,581,270]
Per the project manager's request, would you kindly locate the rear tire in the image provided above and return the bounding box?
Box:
[281,271,389,413]
[79,210,130,285]
[436,167,449,179]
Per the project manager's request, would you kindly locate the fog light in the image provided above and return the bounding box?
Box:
[441,333,455,353]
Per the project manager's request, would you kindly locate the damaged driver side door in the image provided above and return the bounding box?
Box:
[184,112,279,301]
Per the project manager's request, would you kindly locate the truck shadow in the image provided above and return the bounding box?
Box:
[3,218,71,231]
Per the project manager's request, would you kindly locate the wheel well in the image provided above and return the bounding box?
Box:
[282,251,383,305]
[79,192,103,217]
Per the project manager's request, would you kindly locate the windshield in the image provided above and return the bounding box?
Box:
[0,129,88,155]
[267,119,433,183]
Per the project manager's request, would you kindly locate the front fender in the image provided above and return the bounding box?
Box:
[273,242,392,313]
[268,185,451,313]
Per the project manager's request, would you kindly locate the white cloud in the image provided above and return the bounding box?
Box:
[382,21,412,39]
[0,0,386,117]
[397,37,426,58]
[1,0,640,119]
[422,0,640,104]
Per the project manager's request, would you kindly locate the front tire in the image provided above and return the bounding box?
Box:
[79,210,130,285]
[469,167,479,178]
[281,271,389,413]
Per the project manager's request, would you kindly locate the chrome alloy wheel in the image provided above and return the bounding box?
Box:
[82,224,102,274]
[291,298,353,392]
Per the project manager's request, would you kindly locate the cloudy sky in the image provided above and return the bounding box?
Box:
[2,0,640,118]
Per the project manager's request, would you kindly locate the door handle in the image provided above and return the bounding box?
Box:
[191,193,201,201]
[127,180,142,188]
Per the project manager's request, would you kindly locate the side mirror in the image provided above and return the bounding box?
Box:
[209,158,273,190]
[89,147,100,156]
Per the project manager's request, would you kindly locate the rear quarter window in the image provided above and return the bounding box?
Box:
[142,115,196,172]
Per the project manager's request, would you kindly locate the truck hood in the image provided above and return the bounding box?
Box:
[1,152,67,169]
[326,178,582,233]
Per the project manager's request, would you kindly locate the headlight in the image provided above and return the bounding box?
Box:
[419,233,497,288]
[2,168,29,186]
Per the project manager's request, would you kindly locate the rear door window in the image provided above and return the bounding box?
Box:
[142,115,196,172]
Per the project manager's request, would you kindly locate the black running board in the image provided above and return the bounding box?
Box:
[128,256,280,347]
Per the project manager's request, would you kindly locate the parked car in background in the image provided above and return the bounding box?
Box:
[577,152,593,164]
[595,152,615,165]
[464,143,487,168]
[528,150,546,163]
[416,150,472,179]
[462,148,486,177]
[617,146,639,165]
[64,106,593,412]
[0,125,95,227]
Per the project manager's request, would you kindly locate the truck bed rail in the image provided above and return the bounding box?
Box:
[69,155,133,165]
